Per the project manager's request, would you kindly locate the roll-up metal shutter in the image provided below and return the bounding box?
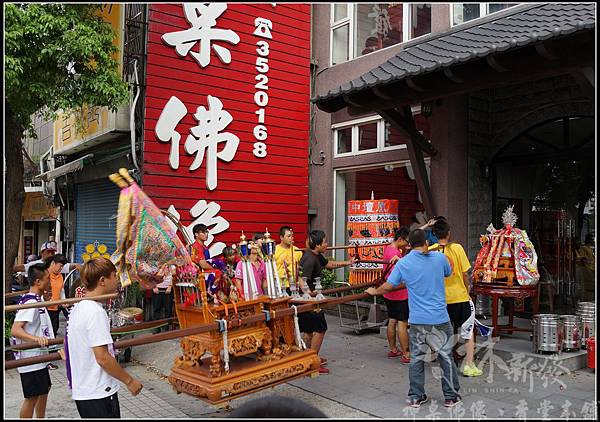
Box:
[75,179,120,263]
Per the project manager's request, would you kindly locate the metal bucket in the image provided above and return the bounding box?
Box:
[559,315,582,351]
[532,314,562,353]
[580,317,596,348]
[577,301,596,316]
[577,302,595,349]
[475,295,490,317]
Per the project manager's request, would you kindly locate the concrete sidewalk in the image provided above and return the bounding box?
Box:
[4,314,597,419]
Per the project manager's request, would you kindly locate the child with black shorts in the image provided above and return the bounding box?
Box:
[431,219,482,377]
[11,262,55,418]
[382,227,411,363]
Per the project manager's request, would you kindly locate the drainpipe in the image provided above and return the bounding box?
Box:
[129,59,141,173]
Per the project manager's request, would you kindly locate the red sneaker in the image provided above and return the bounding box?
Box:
[320,357,328,366]
[400,354,411,364]
[388,349,402,358]
[318,365,330,375]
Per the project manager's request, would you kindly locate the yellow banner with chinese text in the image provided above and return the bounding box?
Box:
[23,192,58,221]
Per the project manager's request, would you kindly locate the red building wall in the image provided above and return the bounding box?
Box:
[142,4,311,255]
[354,166,424,228]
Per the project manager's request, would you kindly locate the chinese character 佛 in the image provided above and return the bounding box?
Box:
[155,95,240,191]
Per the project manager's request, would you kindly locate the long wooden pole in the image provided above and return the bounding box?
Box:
[5,290,30,299]
[8,318,178,352]
[5,292,371,370]
[4,293,118,312]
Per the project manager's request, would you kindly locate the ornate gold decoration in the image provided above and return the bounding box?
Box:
[174,337,207,368]
[169,377,205,396]
[229,335,261,356]
[227,363,308,394]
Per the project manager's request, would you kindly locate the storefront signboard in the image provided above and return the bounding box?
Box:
[143,4,311,256]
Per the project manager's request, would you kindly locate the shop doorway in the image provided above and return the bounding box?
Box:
[333,161,428,264]
[492,115,595,312]
[22,220,56,260]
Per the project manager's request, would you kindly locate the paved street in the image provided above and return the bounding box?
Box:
[4,313,597,419]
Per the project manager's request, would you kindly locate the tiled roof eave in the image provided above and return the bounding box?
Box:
[313,2,595,106]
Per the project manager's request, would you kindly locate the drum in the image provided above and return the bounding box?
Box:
[118,307,144,324]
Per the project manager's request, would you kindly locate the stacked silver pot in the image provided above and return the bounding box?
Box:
[532,314,562,353]
[559,315,582,351]
[577,302,596,349]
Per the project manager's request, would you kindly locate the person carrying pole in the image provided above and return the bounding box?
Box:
[11,262,57,418]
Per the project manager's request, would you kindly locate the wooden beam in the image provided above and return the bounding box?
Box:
[535,43,559,60]
[377,107,437,156]
[443,67,464,83]
[523,133,561,151]
[569,66,595,100]
[378,108,436,218]
[406,76,426,92]
[342,94,363,108]
[486,55,509,72]
[406,137,437,218]
[373,86,393,100]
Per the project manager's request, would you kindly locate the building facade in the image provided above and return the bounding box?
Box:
[19,2,595,306]
[24,4,313,266]
[311,1,595,283]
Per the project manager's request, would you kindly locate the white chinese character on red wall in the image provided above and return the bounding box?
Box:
[155,95,239,191]
[166,199,230,257]
[162,3,240,68]
[187,96,239,190]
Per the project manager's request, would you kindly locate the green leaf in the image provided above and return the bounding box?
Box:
[5,3,129,129]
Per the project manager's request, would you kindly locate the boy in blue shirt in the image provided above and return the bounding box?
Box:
[366,229,461,408]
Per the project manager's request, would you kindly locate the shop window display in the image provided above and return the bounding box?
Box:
[453,3,516,26]
[453,3,481,26]
[336,127,352,154]
[357,122,378,152]
[410,4,431,39]
[355,4,404,56]
[330,3,432,65]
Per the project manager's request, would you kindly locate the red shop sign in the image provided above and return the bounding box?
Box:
[143,4,311,256]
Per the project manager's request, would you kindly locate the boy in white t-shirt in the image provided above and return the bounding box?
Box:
[64,257,143,418]
[11,262,55,418]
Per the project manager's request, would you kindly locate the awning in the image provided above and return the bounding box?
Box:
[314,3,595,112]
[35,154,94,182]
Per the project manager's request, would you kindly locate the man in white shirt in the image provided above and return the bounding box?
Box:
[11,262,55,418]
[65,257,142,418]
[13,241,82,275]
